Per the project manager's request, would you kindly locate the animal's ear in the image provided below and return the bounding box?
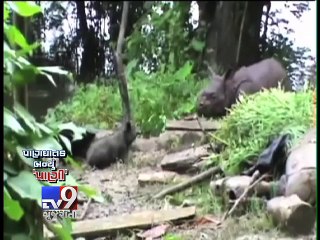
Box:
[223,68,236,82]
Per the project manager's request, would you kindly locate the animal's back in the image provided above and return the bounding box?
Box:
[86,137,116,169]
[235,58,288,90]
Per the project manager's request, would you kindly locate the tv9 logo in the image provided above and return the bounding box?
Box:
[42,186,78,210]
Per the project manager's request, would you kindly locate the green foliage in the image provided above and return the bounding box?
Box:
[46,62,207,136]
[211,88,313,174]
[4,2,102,239]
[164,233,184,240]
[127,2,203,73]
[46,83,122,129]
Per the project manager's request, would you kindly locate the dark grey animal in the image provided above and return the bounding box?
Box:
[197,58,292,118]
[86,120,137,169]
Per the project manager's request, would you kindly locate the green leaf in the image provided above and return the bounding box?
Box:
[143,1,154,10]
[16,146,34,167]
[14,103,37,133]
[12,66,38,86]
[35,123,53,135]
[4,108,26,135]
[38,66,69,75]
[39,72,56,87]
[16,42,41,56]
[4,3,10,21]
[32,137,63,151]
[11,234,32,240]
[4,162,19,176]
[191,39,205,52]
[79,184,104,203]
[49,224,73,240]
[126,59,138,79]
[58,122,87,141]
[57,218,73,232]
[6,171,43,206]
[4,187,24,221]
[7,1,43,17]
[174,61,193,81]
[4,25,29,50]
[47,172,78,187]
[59,134,72,153]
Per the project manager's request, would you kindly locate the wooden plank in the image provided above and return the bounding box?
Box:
[166,119,220,131]
[161,145,210,172]
[44,207,196,239]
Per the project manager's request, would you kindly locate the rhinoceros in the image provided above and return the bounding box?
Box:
[197,58,292,118]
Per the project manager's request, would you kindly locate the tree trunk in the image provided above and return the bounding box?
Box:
[199,1,264,74]
[76,1,98,83]
[238,2,264,66]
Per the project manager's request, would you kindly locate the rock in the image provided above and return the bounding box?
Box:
[138,170,190,186]
[131,137,159,152]
[161,145,210,173]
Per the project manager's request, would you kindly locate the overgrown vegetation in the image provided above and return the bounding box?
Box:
[4,2,101,239]
[43,1,315,136]
[44,2,208,136]
[46,61,207,136]
[211,88,313,174]
[4,1,315,239]
[127,2,203,73]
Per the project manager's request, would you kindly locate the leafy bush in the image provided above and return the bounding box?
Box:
[46,61,207,136]
[46,83,123,129]
[211,88,313,174]
[4,2,102,239]
[127,2,204,73]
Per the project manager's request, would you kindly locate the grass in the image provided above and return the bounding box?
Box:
[158,87,314,239]
[45,63,208,136]
[210,88,313,174]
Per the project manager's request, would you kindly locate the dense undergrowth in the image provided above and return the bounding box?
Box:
[45,61,207,136]
[211,87,313,174]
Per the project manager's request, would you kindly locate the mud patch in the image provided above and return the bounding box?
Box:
[75,150,167,220]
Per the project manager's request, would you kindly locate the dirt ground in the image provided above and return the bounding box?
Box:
[71,130,316,240]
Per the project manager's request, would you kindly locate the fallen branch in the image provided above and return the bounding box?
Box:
[79,198,92,220]
[196,116,215,152]
[220,171,267,222]
[154,167,222,199]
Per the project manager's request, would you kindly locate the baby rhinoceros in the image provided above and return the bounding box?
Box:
[86,120,137,169]
[197,57,292,118]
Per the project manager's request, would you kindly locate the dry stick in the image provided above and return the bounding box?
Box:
[196,116,215,152]
[153,167,222,199]
[79,198,92,220]
[220,171,268,223]
[235,1,248,66]
[115,1,131,120]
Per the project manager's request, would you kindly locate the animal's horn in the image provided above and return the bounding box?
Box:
[204,61,217,79]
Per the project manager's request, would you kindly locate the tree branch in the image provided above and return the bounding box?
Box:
[115,1,132,120]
